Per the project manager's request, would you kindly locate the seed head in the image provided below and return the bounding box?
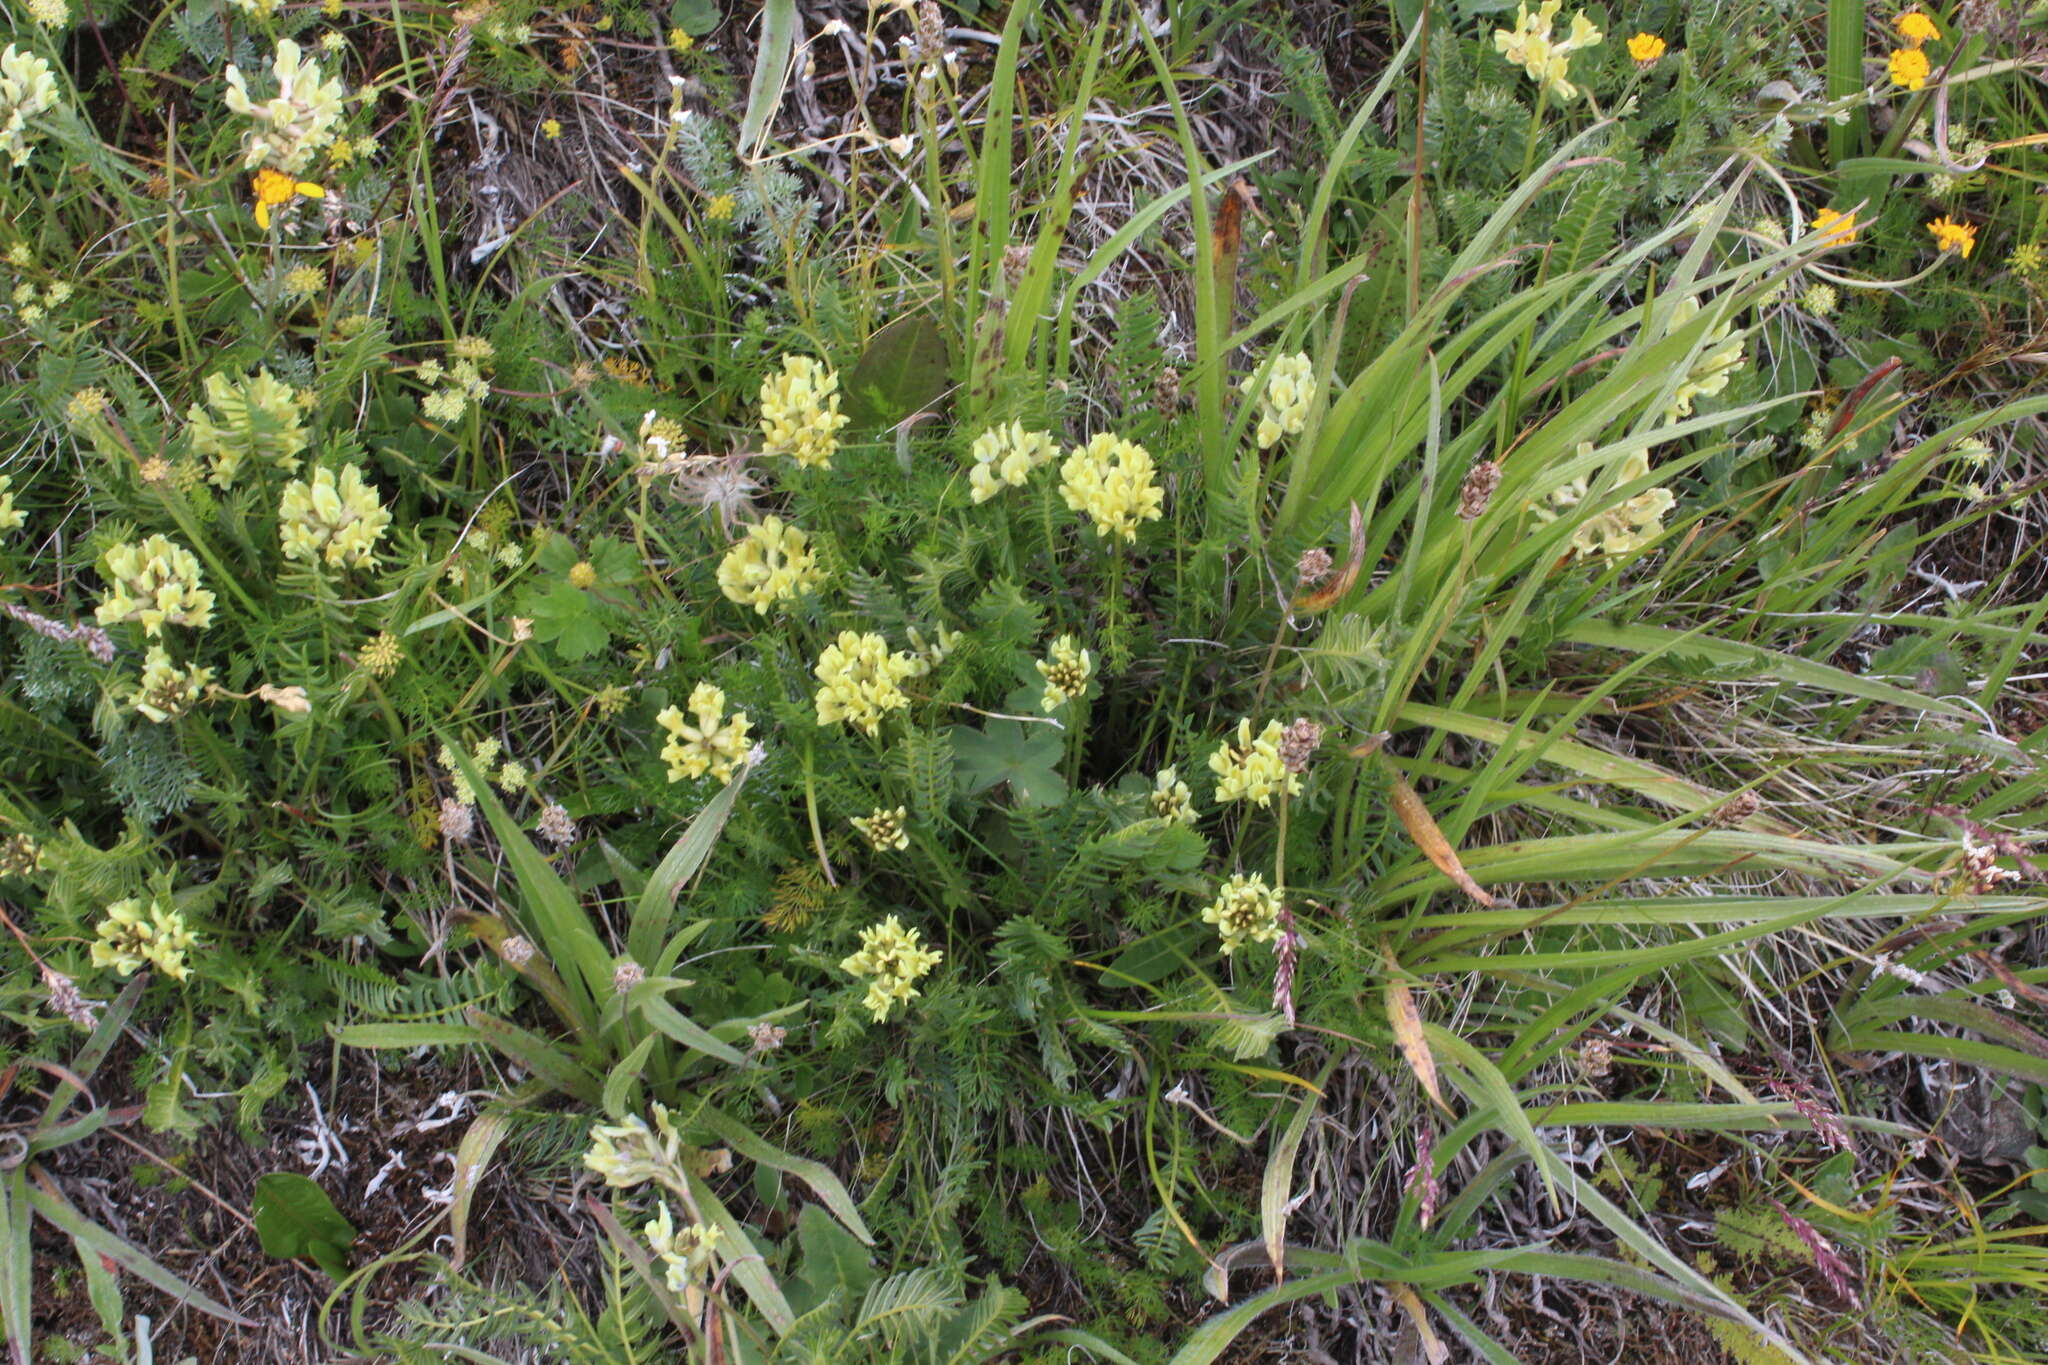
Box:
[613,958,645,993]
[439,797,475,842]
[1277,718,1322,775]
[1457,460,1501,520]
[1294,546,1332,589]
[500,935,536,968]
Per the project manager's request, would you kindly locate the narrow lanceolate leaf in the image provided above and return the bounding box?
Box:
[1385,973,1448,1114]
[1261,1080,1325,1281]
[1387,772,1497,906]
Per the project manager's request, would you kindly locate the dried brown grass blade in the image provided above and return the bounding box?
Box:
[1292,501,1366,613]
[1384,970,1448,1115]
[1387,772,1497,906]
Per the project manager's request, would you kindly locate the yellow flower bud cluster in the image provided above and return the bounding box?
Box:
[966,421,1058,503]
[717,515,822,615]
[187,368,311,489]
[1208,718,1302,809]
[131,645,214,723]
[1661,296,1745,423]
[1532,445,1675,558]
[0,473,24,535]
[1241,352,1316,449]
[1492,1,1603,101]
[1059,433,1165,543]
[417,347,492,424]
[224,40,345,173]
[839,915,942,1022]
[851,805,909,852]
[0,44,60,169]
[1201,872,1281,955]
[656,682,753,783]
[1036,634,1092,711]
[758,355,850,469]
[279,464,393,570]
[90,895,198,981]
[1150,766,1195,824]
[95,535,216,636]
[813,630,920,736]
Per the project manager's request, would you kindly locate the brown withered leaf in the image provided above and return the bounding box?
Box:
[1387,771,1497,907]
[1291,501,1366,614]
[1384,971,1448,1114]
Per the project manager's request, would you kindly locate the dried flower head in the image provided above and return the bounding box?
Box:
[748,1021,787,1054]
[439,797,475,842]
[499,934,536,968]
[1277,718,1323,775]
[536,803,577,848]
[42,965,100,1027]
[613,958,646,993]
[1294,546,1334,587]
[1457,460,1501,520]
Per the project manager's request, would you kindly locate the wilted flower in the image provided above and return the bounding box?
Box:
[851,805,909,852]
[130,645,213,722]
[813,630,918,736]
[1457,459,1502,520]
[748,1021,787,1053]
[758,355,849,468]
[1201,872,1282,955]
[1036,634,1093,711]
[656,682,753,783]
[966,421,1059,503]
[90,895,198,982]
[279,464,393,569]
[1209,719,1302,809]
[1241,352,1316,449]
[717,516,822,615]
[499,934,535,968]
[839,915,942,1022]
[613,958,646,994]
[1059,433,1164,543]
[95,535,216,636]
[1294,546,1333,587]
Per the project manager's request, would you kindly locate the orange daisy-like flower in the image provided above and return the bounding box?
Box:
[1627,32,1667,67]
[251,168,326,230]
[1893,11,1939,46]
[1926,215,1977,259]
[1811,207,1859,246]
[1887,46,1930,90]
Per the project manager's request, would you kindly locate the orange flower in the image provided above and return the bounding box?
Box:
[1627,32,1666,67]
[1811,207,1859,246]
[1926,215,1977,258]
[1888,46,1930,90]
[251,168,325,230]
[1893,11,1939,45]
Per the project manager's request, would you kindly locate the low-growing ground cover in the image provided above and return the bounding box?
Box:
[2,0,2047,1360]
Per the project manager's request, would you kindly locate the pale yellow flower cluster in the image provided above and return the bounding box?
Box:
[839,915,942,1022]
[851,805,909,852]
[1242,352,1316,449]
[91,895,198,981]
[417,347,492,424]
[1662,296,1745,423]
[643,1203,723,1297]
[0,45,58,168]
[903,623,962,676]
[966,421,1059,503]
[1036,634,1092,711]
[224,40,346,174]
[0,473,24,535]
[279,464,392,570]
[1493,1,1603,101]
[437,736,501,806]
[656,682,753,783]
[96,535,216,636]
[131,645,213,723]
[717,515,822,615]
[813,630,919,736]
[1532,445,1675,558]
[583,1102,687,1189]
[1209,719,1302,809]
[758,355,849,469]
[1150,766,1194,824]
[187,368,310,488]
[1202,872,1281,955]
[1059,433,1164,543]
